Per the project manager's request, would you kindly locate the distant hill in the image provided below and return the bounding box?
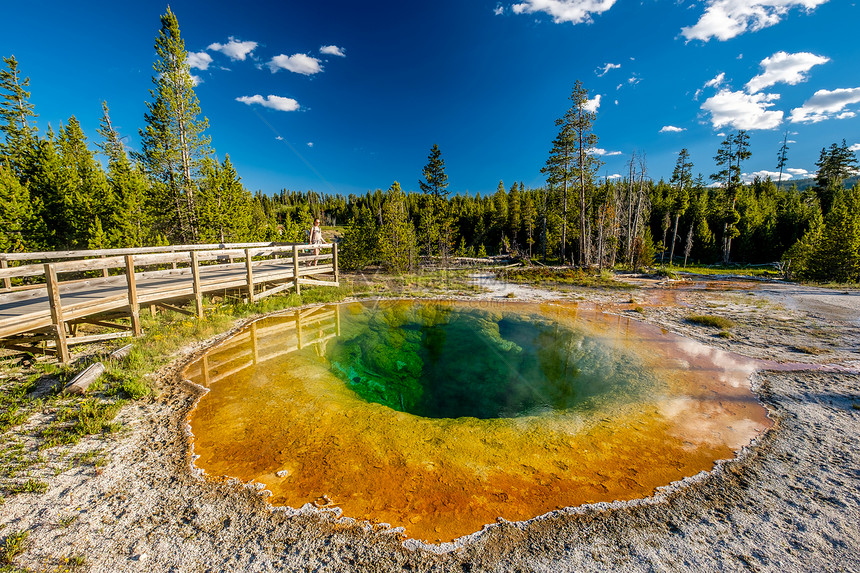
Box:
[776,175,859,191]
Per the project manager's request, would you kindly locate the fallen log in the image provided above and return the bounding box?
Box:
[62,362,105,395]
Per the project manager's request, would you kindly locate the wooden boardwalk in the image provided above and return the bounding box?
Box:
[0,242,339,363]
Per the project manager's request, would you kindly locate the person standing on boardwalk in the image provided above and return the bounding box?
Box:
[310,218,323,266]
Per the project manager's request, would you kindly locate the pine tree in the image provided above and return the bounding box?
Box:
[542,81,600,265]
[378,182,417,271]
[198,155,255,243]
[419,144,449,198]
[138,7,211,243]
[0,56,38,176]
[507,182,522,249]
[807,186,860,282]
[711,131,751,262]
[0,162,36,251]
[97,101,151,247]
[341,205,381,269]
[776,132,789,190]
[668,148,693,263]
[418,144,452,259]
[815,140,858,213]
[57,116,115,248]
[522,191,536,259]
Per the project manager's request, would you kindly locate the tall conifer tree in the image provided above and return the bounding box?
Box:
[138,7,211,243]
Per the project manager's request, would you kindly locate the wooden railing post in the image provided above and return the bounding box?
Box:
[293,245,301,296]
[44,263,70,364]
[1,258,11,290]
[245,248,255,304]
[190,251,203,318]
[101,254,109,278]
[295,310,303,350]
[332,243,339,285]
[124,255,142,337]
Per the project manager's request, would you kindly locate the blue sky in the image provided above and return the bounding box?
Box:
[3,0,859,196]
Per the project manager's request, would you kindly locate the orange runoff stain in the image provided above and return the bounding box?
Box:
[185,302,770,543]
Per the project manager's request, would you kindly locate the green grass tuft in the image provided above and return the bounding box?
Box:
[1,530,28,565]
[686,314,735,329]
[6,479,47,495]
[40,399,124,450]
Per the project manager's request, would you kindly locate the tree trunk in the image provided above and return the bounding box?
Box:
[669,213,680,264]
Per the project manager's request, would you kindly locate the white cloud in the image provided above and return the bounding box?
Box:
[787,167,810,176]
[584,94,601,112]
[596,63,621,77]
[592,148,622,156]
[307,142,314,148]
[704,72,726,88]
[627,75,641,85]
[190,74,203,86]
[746,51,829,93]
[607,174,622,179]
[681,0,829,42]
[268,53,323,75]
[320,45,346,57]
[744,170,784,182]
[208,37,258,61]
[236,94,301,112]
[511,0,618,25]
[851,144,860,152]
[789,86,860,123]
[701,89,783,130]
[494,4,505,15]
[276,136,284,141]
[188,51,213,70]
[660,125,686,133]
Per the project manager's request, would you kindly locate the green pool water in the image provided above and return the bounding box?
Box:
[327,303,659,419]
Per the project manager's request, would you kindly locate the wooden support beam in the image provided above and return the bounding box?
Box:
[63,331,133,345]
[245,248,255,304]
[155,302,196,317]
[250,321,259,364]
[295,310,303,350]
[333,243,339,285]
[44,263,70,364]
[124,255,142,336]
[191,250,204,318]
[70,319,133,331]
[293,245,301,296]
[0,343,57,356]
[297,278,340,287]
[1,259,10,290]
[101,255,109,278]
[255,280,293,301]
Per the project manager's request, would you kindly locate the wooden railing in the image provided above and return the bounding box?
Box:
[0,242,339,363]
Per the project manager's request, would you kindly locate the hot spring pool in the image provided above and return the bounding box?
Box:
[184,300,771,543]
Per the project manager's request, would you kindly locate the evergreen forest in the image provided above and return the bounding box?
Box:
[1,9,859,282]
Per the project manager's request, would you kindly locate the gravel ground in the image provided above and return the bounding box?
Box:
[2,275,859,572]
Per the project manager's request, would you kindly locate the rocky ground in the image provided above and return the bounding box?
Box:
[1,271,859,572]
